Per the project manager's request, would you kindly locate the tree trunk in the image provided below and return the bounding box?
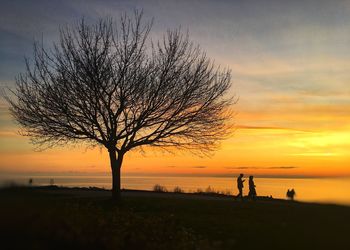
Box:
[108,149,124,201]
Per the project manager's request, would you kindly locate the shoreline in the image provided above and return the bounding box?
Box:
[2,176,350,207]
[2,184,349,208]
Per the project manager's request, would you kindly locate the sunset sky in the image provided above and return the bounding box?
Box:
[1,0,350,178]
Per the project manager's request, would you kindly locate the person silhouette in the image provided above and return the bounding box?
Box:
[286,189,296,200]
[248,176,257,199]
[236,174,245,200]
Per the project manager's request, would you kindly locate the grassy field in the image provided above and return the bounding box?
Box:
[1,186,349,250]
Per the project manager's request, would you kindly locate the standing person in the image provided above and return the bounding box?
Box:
[236,174,245,200]
[248,176,257,199]
[286,189,296,200]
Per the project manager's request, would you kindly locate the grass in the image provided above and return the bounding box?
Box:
[173,186,184,193]
[153,184,168,192]
[1,186,350,250]
[194,185,232,196]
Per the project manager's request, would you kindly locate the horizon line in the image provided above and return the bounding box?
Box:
[0,170,349,179]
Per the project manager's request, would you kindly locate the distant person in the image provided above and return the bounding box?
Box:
[28,178,33,186]
[248,176,257,199]
[286,189,296,200]
[236,174,245,200]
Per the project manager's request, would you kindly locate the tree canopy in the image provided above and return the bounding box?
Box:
[7,12,235,199]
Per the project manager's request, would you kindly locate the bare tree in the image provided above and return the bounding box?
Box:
[7,12,235,200]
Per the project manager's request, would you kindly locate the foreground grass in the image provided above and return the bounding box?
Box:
[1,187,350,250]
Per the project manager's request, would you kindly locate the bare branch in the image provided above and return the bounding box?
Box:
[7,12,235,157]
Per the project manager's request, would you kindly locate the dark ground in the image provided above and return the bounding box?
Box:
[1,186,350,250]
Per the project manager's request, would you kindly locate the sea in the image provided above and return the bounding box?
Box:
[1,174,350,206]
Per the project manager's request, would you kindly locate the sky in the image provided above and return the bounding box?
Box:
[1,0,350,178]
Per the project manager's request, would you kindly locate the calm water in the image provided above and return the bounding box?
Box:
[1,174,350,206]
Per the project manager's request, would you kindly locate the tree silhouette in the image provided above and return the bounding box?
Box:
[7,12,235,200]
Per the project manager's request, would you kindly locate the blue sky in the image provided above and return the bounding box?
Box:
[2,0,350,112]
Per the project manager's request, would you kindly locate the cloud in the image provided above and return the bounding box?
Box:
[236,125,311,132]
[225,166,298,170]
[166,165,207,169]
[191,166,207,169]
[0,130,18,137]
[290,152,339,157]
[267,166,298,169]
